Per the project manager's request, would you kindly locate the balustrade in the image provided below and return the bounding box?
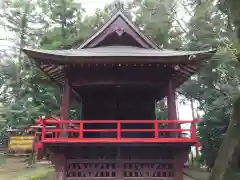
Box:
[33,119,199,143]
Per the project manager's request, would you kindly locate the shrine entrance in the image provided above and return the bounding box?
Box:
[81,88,156,138]
[80,87,156,120]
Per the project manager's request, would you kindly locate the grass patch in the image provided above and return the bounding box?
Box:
[0,153,6,167]
[0,155,54,180]
[11,166,54,180]
[27,169,54,180]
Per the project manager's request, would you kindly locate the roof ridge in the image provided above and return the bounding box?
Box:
[78,8,159,49]
[77,10,120,49]
[116,9,160,49]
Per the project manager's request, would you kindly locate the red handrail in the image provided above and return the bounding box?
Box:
[34,119,199,144]
[36,119,195,124]
[117,121,121,139]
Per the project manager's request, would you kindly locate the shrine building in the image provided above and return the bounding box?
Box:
[24,8,215,180]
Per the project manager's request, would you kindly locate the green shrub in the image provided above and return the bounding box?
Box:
[0,153,6,167]
[28,170,54,180]
[235,172,240,180]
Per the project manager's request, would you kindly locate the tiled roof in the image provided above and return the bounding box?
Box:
[24,46,215,59]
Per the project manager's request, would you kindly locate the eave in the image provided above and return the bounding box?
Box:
[23,46,216,92]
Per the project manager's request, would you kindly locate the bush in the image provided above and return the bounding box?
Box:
[28,170,54,180]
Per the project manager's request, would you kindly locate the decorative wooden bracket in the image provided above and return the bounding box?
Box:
[115,27,124,36]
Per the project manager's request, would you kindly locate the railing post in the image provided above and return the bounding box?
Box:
[178,121,181,138]
[191,120,197,140]
[79,121,83,139]
[41,120,46,141]
[154,120,158,138]
[117,121,121,139]
[57,123,60,138]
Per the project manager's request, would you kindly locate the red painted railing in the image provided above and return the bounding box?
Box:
[34,119,199,144]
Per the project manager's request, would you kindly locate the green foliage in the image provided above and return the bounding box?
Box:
[27,170,54,180]
[39,0,85,49]
[179,0,240,169]
[135,0,183,49]
[235,171,240,180]
[156,101,168,120]
[0,0,61,135]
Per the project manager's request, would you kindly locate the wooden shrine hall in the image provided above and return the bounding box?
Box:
[24,7,215,180]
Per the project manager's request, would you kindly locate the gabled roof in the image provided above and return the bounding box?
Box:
[78,9,159,49]
[22,8,216,92]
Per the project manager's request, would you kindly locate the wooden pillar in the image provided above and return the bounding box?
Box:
[167,79,178,137]
[60,72,72,120]
[174,150,189,180]
[167,79,177,120]
[116,147,123,180]
[60,68,72,137]
[53,153,66,180]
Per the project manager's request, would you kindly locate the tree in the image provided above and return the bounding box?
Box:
[176,0,239,169]
[135,0,183,49]
[0,0,60,135]
[208,97,240,180]
[206,0,240,179]
[39,0,85,49]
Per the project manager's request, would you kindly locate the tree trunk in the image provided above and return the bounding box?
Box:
[190,99,200,160]
[208,97,240,180]
[190,98,195,120]
[207,1,240,180]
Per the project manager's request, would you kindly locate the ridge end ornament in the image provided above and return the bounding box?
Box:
[189,54,197,60]
[115,27,124,36]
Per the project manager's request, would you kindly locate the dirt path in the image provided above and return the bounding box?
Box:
[0,155,52,180]
[0,156,27,180]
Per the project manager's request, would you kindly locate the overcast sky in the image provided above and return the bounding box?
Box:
[81,0,114,13]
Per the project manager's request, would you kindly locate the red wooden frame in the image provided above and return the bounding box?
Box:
[34,119,199,144]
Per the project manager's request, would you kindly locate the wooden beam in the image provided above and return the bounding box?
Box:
[70,67,170,86]
[167,79,179,138]
[60,68,72,120]
[31,55,205,65]
[167,79,177,120]
[53,153,66,180]
[72,80,165,87]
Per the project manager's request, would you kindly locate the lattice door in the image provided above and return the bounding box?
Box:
[124,162,174,178]
[66,146,175,180]
[66,160,116,178]
[66,160,174,180]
